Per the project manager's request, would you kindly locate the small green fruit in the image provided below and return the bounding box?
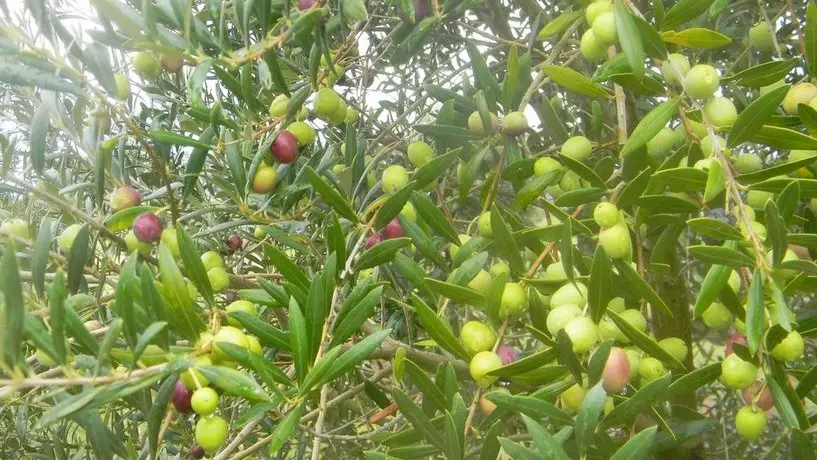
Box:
[683,64,720,99]
[477,212,492,237]
[701,134,729,157]
[329,98,348,125]
[734,153,762,173]
[500,282,528,318]
[181,356,212,389]
[542,262,578,282]
[560,383,587,412]
[314,88,341,119]
[381,165,409,193]
[585,0,611,26]
[702,302,733,330]
[580,29,608,62]
[638,357,667,382]
[564,316,599,353]
[468,269,493,294]
[533,157,562,177]
[490,261,510,278]
[783,83,817,114]
[619,309,647,334]
[721,353,758,389]
[551,282,588,309]
[469,351,502,387]
[662,53,690,87]
[226,300,259,327]
[547,303,582,335]
[133,52,161,80]
[195,416,228,453]
[286,122,316,146]
[591,11,617,46]
[771,330,804,362]
[346,107,359,123]
[646,127,676,160]
[207,267,230,293]
[58,224,83,253]
[449,234,471,260]
[251,164,277,194]
[735,406,767,442]
[501,111,528,136]
[749,22,775,53]
[468,111,499,136]
[594,202,619,229]
[599,225,631,259]
[191,387,219,416]
[125,230,152,256]
[114,73,130,100]
[746,190,774,209]
[560,136,592,162]
[658,337,688,362]
[703,97,738,129]
[213,326,250,359]
[201,251,224,271]
[407,141,435,167]
[2,218,30,240]
[269,94,290,117]
[160,228,180,258]
[460,321,497,355]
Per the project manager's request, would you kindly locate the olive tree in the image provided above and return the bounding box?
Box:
[0,0,815,458]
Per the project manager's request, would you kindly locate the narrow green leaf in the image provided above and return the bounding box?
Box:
[614,1,645,78]
[727,84,789,148]
[621,98,680,157]
[411,294,470,361]
[521,414,571,460]
[746,269,764,355]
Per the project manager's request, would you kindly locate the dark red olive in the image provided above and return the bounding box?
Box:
[227,234,243,252]
[190,444,205,458]
[414,0,431,20]
[366,233,382,249]
[133,212,163,243]
[725,333,748,357]
[172,380,193,413]
[298,0,316,10]
[497,344,519,365]
[383,219,403,239]
[270,131,298,164]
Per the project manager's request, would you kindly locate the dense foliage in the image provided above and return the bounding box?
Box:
[0,0,816,458]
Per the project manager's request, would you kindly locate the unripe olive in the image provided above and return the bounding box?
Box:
[286,121,316,146]
[594,202,619,229]
[477,212,492,237]
[133,52,161,80]
[701,134,729,157]
[468,269,492,294]
[1,218,30,240]
[346,107,359,123]
[662,53,690,87]
[591,11,617,46]
[191,387,219,416]
[381,165,409,193]
[703,97,738,129]
[564,316,599,353]
[533,157,562,177]
[683,64,720,99]
[638,357,667,383]
[599,224,631,259]
[561,382,587,412]
[213,326,250,359]
[161,53,183,73]
[181,356,212,389]
[735,406,767,442]
[559,170,581,191]
[460,321,497,355]
[469,351,502,387]
[746,190,774,209]
[602,347,631,393]
[207,267,230,293]
[734,153,762,173]
[501,111,528,136]
[499,282,528,318]
[201,251,224,271]
[607,297,626,313]
[560,135,592,162]
[771,330,804,362]
[620,309,647,333]
[646,127,676,160]
[329,98,348,125]
[783,83,817,114]
[580,29,608,62]
[489,261,510,278]
[114,73,130,100]
[550,282,588,309]
[400,202,417,222]
[226,300,258,327]
[195,415,228,453]
[585,0,611,26]
[721,353,758,389]
[542,262,579,282]
[467,111,499,136]
[314,88,341,120]
[160,228,180,258]
[702,302,733,330]
[749,22,776,53]
[658,337,688,362]
[448,234,471,259]
[547,303,582,335]
[269,94,290,118]
[252,164,277,194]
[624,347,642,376]
[125,230,151,256]
[407,141,435,167]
